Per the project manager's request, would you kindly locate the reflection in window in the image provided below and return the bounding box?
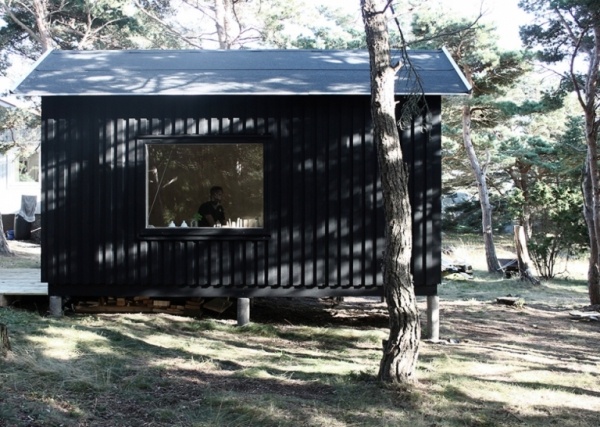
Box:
[15,151,40,182]
[146,142,264,228]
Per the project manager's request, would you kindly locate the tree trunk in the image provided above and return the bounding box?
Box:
[512,161,533,238]
[214,0,234,49]
[583,153,600,304]
[1,323,11,357]
[462,102,500,273]
[514,225,540,285]
[32,0,54,51]
[0,211,14,257]
[579,25,600,305]
[361,0,420,384]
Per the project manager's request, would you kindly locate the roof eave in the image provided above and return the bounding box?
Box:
[442,46,472,94]
[10,48,54,95]
[20,92,471,97]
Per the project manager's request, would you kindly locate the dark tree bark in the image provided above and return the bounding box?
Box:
[1,323,11,357]
[361,0,420,384]
[0,211,14,256]
[580,24,600,305]
[583,157,600,304]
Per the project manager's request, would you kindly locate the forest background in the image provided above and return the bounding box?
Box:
[1,0,595,297]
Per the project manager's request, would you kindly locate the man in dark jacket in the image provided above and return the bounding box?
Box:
[198,186,225,227]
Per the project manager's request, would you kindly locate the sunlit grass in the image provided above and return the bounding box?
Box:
[1,235,599,426]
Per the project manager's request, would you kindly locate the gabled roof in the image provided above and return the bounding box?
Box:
[13,48,471,97]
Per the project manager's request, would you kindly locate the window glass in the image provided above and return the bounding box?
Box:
[146,142,264,229]
[13,151,40,182]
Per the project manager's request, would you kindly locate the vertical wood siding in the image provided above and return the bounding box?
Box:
[41,95,439,297]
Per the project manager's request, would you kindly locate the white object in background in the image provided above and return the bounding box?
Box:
[181,220,188,227]
[168,221,176,227]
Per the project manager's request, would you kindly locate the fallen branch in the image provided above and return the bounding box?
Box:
[569,311,600,321]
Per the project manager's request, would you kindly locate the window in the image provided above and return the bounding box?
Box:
[145,140,264,233]
[16,151,40,182]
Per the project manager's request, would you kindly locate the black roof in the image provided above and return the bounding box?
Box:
[14,49,471,96]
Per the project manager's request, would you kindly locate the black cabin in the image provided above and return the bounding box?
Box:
[14,49,470,300]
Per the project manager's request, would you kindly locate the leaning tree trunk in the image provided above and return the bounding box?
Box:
[361,0,420,384]
[0,211,14,256]
[462,101,500,273]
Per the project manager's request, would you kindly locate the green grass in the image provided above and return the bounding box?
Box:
[1,235,599,426]
[2,288,599,427]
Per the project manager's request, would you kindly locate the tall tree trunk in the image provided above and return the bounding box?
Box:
[579,25,600,305]
[511,161,533,238]
[214,0,234,49]
[361,0,420,384]
[0,211,14,256]
[32,0,54,51]
[583,153,600,304]
[462,103,500,273]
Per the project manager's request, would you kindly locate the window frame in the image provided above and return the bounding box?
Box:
[4,147,40,186]
[138,135,271,241]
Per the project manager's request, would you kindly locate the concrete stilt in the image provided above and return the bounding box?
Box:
[0,295,8,307]
[426,295,440,340]
[49,296,63,317]
[237,298,250,326]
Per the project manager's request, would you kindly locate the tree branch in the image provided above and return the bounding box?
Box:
[132,0,204,48]
[0,0,44,46]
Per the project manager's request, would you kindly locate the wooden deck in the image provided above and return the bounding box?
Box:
[0,269,48,306]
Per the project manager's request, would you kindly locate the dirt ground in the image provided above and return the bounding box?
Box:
[3,238,599,367]
[0,239,41,268]
[2,241,600,427]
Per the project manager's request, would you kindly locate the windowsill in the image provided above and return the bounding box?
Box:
[139,227,271,241]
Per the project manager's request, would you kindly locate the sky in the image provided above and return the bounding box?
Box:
[436,0,532,49]
[306,0,532,50]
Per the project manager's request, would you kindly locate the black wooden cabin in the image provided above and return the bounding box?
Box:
[14,49,469,301]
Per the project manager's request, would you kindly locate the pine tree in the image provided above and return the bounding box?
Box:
[520,0,600,304]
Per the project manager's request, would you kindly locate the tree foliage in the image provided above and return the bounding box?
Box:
[520,0,600,303]
[0,0,181,70]
[411,9,531,272]
[521,182,587,278]
[0,106,39,154]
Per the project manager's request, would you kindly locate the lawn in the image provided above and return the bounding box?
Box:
[0,236,599,426]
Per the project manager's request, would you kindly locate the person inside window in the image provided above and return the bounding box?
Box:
[198,186,225,227]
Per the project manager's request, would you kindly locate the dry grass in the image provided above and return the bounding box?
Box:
[0,240,41,269]
[0,235,599,426]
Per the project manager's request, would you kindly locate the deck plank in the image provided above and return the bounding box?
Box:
[0,269,48,296]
